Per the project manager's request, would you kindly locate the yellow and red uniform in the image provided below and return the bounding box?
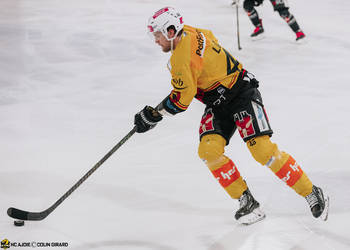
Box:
[160,25,313,199]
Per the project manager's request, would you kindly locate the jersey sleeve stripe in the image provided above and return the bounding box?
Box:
[204,81,221,92]
[172,100,188,110]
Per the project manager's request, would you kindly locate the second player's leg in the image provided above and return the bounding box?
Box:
[269,0,306,40]
[243,0,264,38]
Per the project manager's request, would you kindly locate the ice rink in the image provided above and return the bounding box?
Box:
[1,0,350,249]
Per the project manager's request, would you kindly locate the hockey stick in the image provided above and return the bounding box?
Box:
[235,3,242,50]
[7,126,137,221]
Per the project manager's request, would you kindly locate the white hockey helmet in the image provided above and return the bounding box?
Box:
[147,7,184,41]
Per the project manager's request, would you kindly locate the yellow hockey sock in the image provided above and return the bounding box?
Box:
[198,134,247,199]
[247,136,312,197]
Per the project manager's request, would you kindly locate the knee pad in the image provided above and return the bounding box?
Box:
[277,7,290,19]
[246,135,278,165]
[198,134,227,169]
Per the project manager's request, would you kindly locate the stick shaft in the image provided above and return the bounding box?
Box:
[7,127,137,221]
[236,4,242,50]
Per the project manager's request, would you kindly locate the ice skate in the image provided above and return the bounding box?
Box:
[235,189,266,225]
[295,30,306,44]
[305,185,329,221]
[295,30,305,41]
[251,20,264,40]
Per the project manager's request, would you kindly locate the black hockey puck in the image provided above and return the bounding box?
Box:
[14,220,25,226]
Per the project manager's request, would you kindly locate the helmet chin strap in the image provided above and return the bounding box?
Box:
[169,34,180,53]
[166,30,181,53]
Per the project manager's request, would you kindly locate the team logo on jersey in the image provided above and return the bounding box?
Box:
[234,111,256,139]
[199,109,214,135]
[171,78,184,88]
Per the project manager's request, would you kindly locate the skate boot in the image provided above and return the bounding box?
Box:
[295,30,306,41]
[305,185,329,221]
[234,189,266,225]
[251,20,264,40]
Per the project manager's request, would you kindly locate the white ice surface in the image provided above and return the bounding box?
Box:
[1,0,350,249]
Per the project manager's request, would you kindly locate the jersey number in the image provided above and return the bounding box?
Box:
[212,42,239,76]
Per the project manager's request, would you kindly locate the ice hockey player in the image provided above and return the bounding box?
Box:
[234,0,305,41]
[134,7,328,225]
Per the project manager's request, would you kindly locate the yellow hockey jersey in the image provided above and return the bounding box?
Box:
[163,25,243,114]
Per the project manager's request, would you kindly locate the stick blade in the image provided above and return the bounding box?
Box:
[7,207,29,220]
[7,207,46,221]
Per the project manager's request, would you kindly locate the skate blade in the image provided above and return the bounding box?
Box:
[237,207,266,225]
[296,37,307,45]
[320,195,329,221]
[251,34,265,41]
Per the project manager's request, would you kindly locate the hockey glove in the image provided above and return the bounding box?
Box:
[134,106,163,133]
